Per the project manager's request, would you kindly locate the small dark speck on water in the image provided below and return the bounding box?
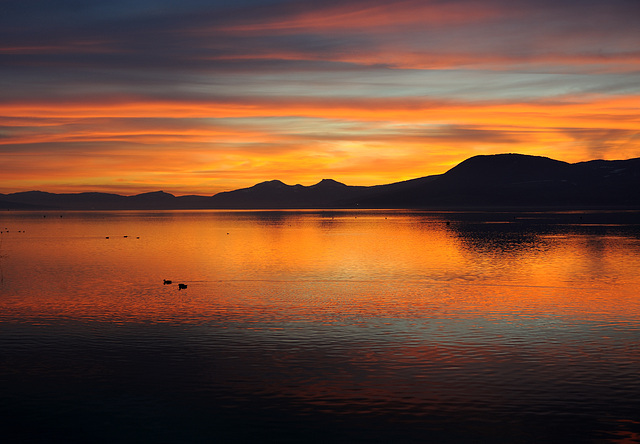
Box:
[2,210,640,444]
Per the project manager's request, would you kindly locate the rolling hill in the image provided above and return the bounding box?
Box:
[2,154,639,210]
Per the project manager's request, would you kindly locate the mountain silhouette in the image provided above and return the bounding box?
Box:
[208,179,370,208]
[353,154,640,207]
[1,154,639,210]
[0,190,213,210]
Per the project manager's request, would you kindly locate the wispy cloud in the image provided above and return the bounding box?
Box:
[1,0,639,194]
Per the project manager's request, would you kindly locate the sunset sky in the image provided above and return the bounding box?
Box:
[1,0,639,195]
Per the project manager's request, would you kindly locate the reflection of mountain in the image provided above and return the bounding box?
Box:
[2,154,639,210]
[444,211,640,272]
[445,217,551,259]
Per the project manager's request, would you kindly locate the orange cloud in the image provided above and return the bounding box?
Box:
[3,94,638,123]
[2,0,638,196]
[1,94,638,195]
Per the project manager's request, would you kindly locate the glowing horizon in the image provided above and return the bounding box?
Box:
[1,0,639,196]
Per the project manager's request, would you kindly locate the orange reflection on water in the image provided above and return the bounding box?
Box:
[1,211,639,325]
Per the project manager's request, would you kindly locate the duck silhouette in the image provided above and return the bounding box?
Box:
[163,279,172,285]
[178,283,188,290]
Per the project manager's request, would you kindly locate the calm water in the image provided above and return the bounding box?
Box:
[1,210,640,443]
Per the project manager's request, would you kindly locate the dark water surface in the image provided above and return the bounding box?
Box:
[1,210,639,443]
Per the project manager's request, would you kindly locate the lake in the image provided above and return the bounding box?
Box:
[1,209,639,443]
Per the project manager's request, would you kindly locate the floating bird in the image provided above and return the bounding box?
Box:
[163,279,172,285]
[178,283,188,290]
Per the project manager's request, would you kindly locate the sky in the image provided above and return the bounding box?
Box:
[1,0,639,196]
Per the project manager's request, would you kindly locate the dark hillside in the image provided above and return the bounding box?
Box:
[2,154,639,210]
[352,154,640,208]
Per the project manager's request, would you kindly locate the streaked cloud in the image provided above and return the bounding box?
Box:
[1,0,639,194]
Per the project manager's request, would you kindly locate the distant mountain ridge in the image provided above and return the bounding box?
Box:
[2,154,639,210]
